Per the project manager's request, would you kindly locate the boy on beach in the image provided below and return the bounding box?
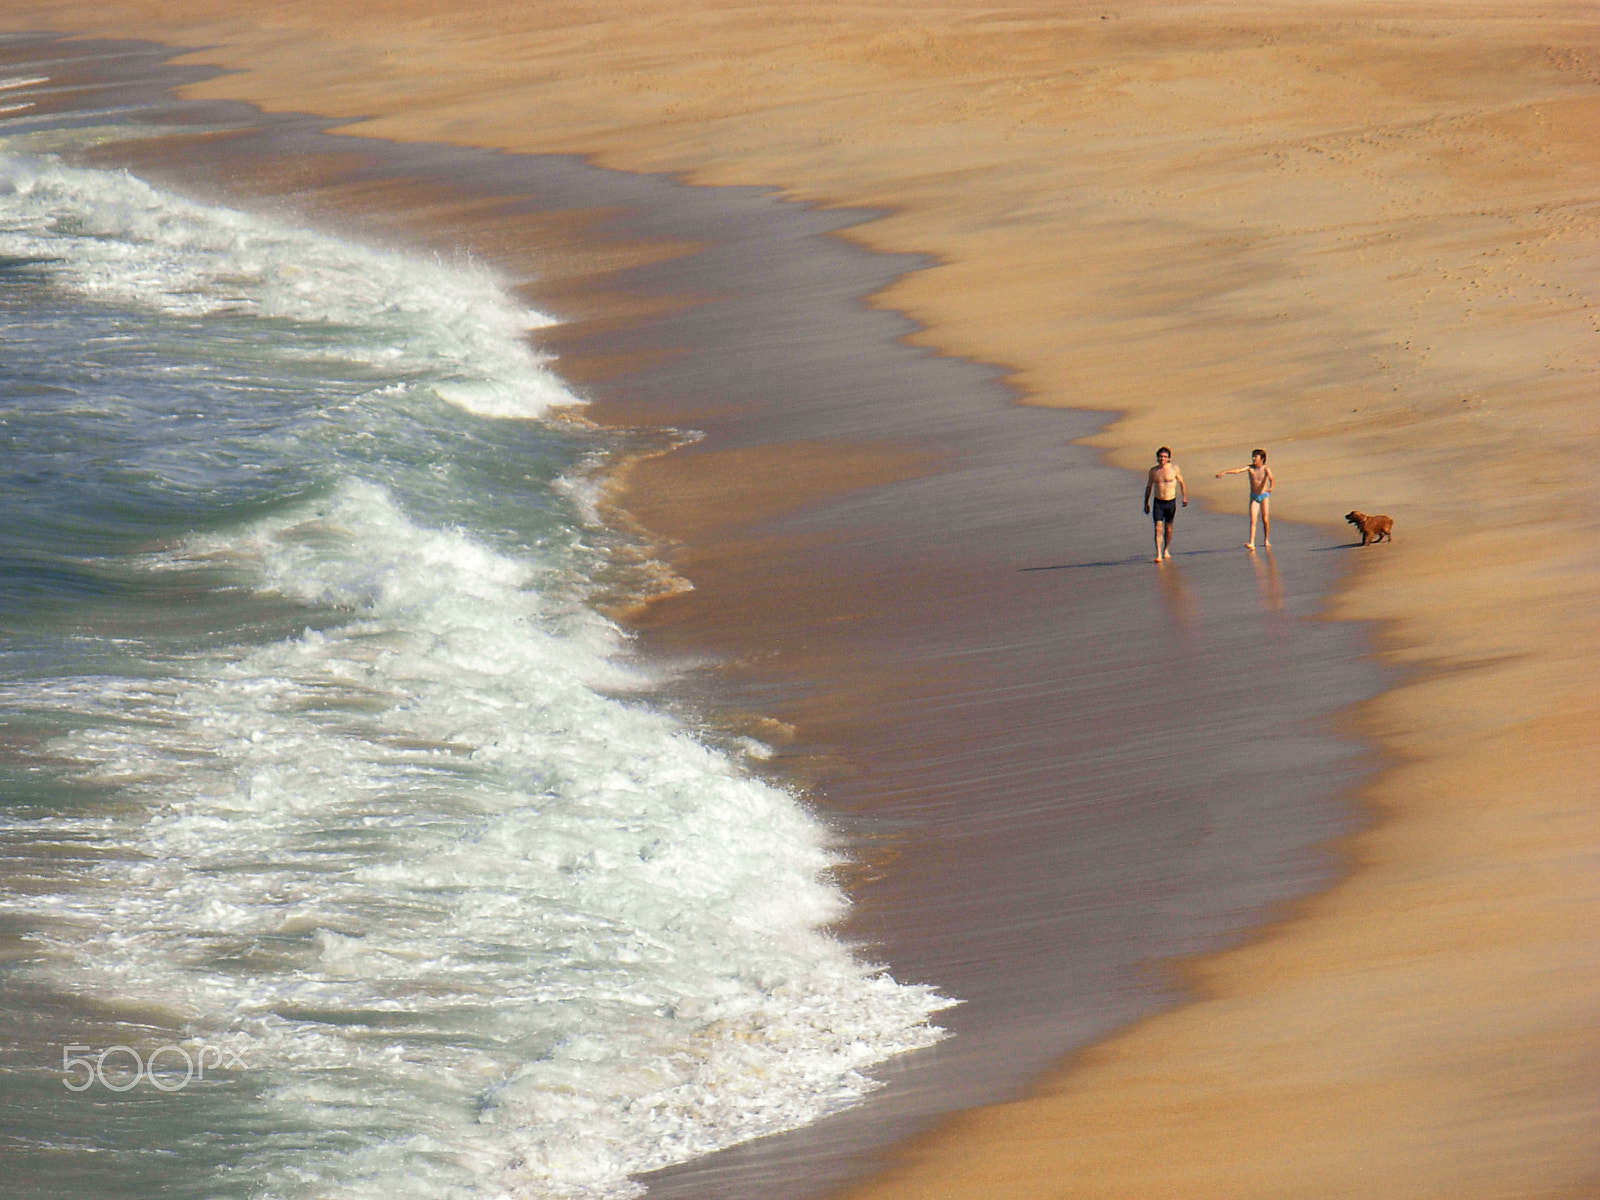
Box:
[1216,448,1274,549]
[1143,446,1187,562]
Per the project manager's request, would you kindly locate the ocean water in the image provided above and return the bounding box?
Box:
[0,154,948,1198]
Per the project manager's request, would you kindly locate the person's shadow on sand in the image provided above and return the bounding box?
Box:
[1019,547,1235,572]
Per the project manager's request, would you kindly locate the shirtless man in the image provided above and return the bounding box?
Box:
[1143,446,1187,562]
[1215,448,1274,550]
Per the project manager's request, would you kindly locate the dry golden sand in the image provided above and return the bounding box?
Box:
[11,0,1600,1194]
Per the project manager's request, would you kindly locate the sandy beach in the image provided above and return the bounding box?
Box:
[6,2,1600,1197]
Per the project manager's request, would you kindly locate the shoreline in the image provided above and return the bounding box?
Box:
[6,5,1599,1198]
[3,27,1382,1197]
[3,35,1381,1198]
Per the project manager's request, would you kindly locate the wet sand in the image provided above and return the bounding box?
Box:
[6,4,1600,1198]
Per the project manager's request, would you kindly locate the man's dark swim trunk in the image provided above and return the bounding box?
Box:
[1151,497,1178,524]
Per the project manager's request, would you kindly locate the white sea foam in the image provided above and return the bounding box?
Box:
[0,157,952,1197]
[17,482,949,1196]
[0,154,570,417]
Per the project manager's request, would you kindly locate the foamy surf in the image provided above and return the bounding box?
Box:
[0,155,568,419]
[0,154,951,1198]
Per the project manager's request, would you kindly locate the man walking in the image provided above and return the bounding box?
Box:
[1215,448,1274,549]
[1143,446,1187,562]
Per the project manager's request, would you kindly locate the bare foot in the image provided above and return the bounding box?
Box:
[1153,555,1164,563]
[1263,540,1271,548]
[1245,543,1255,550]
[1163,550,1173,560]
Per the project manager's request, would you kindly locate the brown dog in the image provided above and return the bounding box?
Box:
[1345,510,1394,545]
